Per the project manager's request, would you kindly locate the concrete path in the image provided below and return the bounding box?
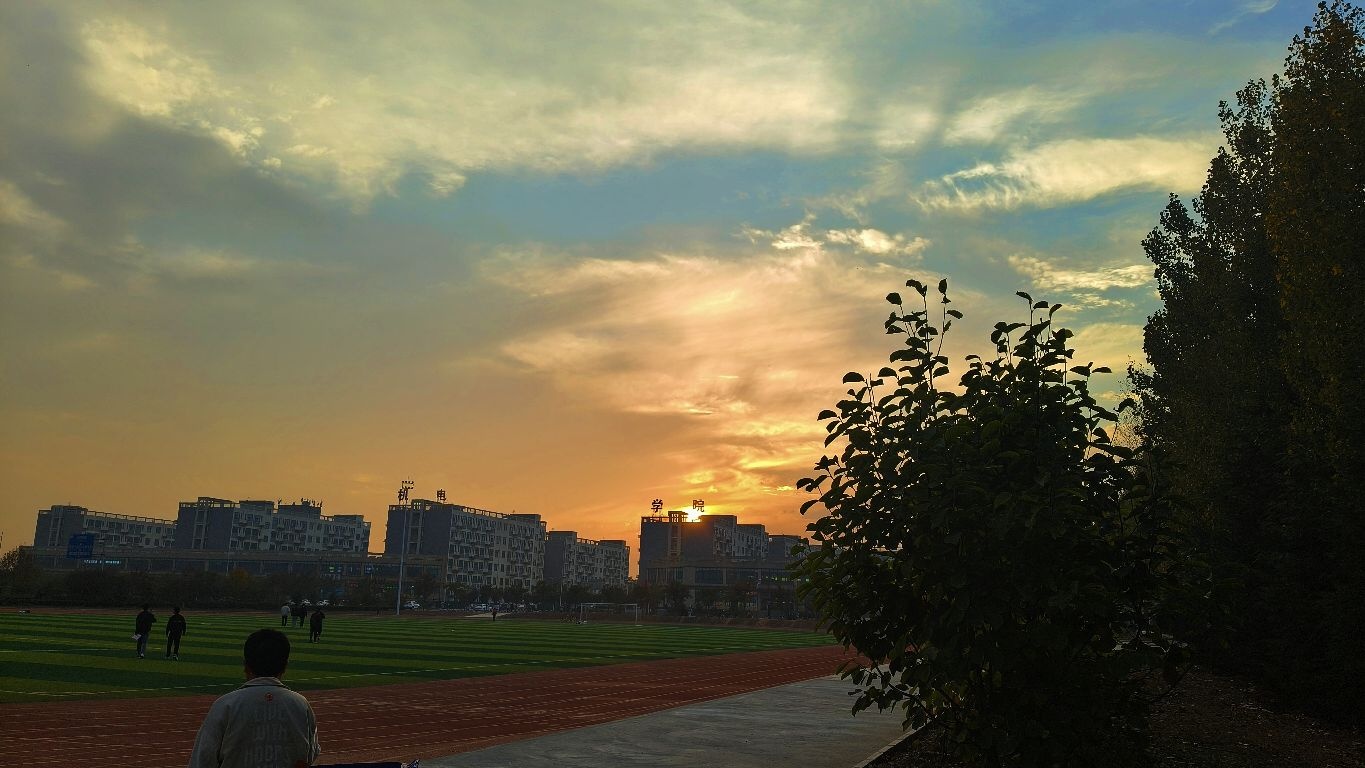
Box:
[425,676,906,768]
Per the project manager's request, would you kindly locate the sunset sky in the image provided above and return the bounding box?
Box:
[0,1,1312,555]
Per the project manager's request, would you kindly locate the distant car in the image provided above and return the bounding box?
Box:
[470,603,489,611]
[301,599,312,606]
[317,600,330,607]
[403,600,421,610]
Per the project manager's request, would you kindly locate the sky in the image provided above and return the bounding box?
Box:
[0,0,1316,557]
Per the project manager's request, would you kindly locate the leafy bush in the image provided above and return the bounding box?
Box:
[795,280,1199,767]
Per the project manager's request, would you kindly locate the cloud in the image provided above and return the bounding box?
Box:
[1069,322,1146,372]
[872,92,941,151]
[0,179,68,240]
[70,5,848,201]
[1061,293,1133,310]
[825,228,931,257]
[5,253,96,293]
[80,19,220,119]
[1007,254,1152,293]
[740,217,930,260]
[483,220,928,500]
[1210,1,1278,35]
[943,87,1083,146]
[133,246,263,281]
[0,180,96,291]
[917,136,1215,211]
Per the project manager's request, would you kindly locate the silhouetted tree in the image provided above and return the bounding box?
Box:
[411,570,441,604]
[630,579,661,613]
[1133,0,1365,724]
[664,580,689,615]
[529,579,557,609]
[349,574,382,608]
[798,281,1196,767]
[0,548,44,601]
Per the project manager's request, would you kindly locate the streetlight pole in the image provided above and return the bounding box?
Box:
[394,480,413,616]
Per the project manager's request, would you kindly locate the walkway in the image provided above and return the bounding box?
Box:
[425,676,906,768]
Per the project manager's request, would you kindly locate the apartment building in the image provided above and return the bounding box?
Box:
[173,497,370,554]
[384,499,546,593]
[543,531,630,590]
[34,505,177,550]
[638,511,804,589]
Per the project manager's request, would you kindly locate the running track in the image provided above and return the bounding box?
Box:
[0,644,852,767]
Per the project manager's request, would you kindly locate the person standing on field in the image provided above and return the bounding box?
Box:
[166,606,187,660]
[280,602,291,627]
[134,604,156,659]
[308,608,325,643]
[187,628,321,768]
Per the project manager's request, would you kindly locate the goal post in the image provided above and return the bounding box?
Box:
[576,602,641,626]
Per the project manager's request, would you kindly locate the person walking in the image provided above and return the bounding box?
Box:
[187,628,321,768]
[280,601,291,627]
[133,604,156,659]
[165,606,187,660]
[308,608,325,643]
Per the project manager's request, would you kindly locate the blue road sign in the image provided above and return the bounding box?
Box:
[66,533,96,559]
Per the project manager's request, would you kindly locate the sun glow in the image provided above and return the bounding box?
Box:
[685,501,713,522]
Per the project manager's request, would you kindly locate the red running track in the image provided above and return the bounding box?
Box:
[0,644,851,767]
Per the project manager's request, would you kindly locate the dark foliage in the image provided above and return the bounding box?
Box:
[797,281,1200,767]
[1132,1,1365,725]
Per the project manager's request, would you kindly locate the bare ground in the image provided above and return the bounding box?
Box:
[865,667,1365,768]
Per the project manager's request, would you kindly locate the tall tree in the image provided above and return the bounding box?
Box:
[1267,1,1365,722]
[1132,77,1289,663]
[1134,1,1365,724]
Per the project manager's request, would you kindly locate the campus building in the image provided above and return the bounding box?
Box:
[22,544,443,589]
[638,510,805,592]
[383,499,546,595]
[33,505,177,550]
[173,497,370,554]
[543,531,630,591]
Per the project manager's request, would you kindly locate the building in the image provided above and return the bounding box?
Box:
[22,544,443,594]
[638,510,804,593]
[543,531,630,591]
[274,501,370,553]
[174,497,370,554]
[384,499,546,596]
[34,505,177,550]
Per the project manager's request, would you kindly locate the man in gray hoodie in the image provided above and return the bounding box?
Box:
[187,628,321,767]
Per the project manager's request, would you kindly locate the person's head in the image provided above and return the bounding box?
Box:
[141,604,149,611]
[243,628,291,679]
[172,606,181,614]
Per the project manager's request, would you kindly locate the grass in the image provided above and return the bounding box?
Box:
[0,610,833,704]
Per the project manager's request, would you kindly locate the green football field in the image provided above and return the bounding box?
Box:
[0,611,832,704]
